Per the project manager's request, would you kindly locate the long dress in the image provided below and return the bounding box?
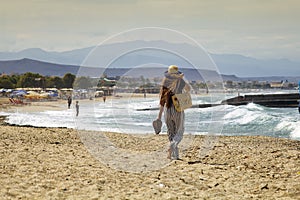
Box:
[160,72,186,159]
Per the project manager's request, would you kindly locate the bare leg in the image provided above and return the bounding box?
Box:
[167,148,171,159]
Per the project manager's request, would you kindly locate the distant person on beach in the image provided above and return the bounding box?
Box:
[103,96,106,103]
[75,101,79,116]
[298,101,300,114]
[155,65,191,160]
[67,96,72,109]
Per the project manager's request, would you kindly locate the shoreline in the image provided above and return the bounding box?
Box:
[0,124,299,199]
[1,113,300,141]
[1,97,299,141]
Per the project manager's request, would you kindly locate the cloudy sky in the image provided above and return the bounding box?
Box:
[1,0,300,61]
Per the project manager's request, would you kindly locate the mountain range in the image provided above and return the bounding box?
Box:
[0,58,223,82]
[0,40,300,81]
[1,58,300,83]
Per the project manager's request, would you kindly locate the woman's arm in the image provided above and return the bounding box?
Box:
[157,105,164,120]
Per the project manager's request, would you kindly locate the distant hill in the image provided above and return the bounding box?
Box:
[0,58,78,77]
[1,58,300,83]
[0,47,92,67]
[1,40,300,77]
[0,58,218,81]
[211,54,300,77]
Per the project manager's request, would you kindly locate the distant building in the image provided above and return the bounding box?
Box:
[225,80,233,88]
[269,82,281,88]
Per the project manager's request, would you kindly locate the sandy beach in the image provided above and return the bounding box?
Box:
[0,99,300,199]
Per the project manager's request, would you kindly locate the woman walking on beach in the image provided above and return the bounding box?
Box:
[158,65,191,160]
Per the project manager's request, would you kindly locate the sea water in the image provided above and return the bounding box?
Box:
[1,92,300,140]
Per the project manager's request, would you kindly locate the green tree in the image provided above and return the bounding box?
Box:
[9,74,20,87]
[63,73,76,88]
[73,76,92,89]
[16,72,43,88]
[45,76,54,88]
[0,76,14,88]
[45,76,64,88]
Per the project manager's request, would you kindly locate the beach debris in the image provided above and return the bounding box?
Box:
[158,183,165,188]
[50,141,61,145]
[208,182,220,188]
[260,183,269,190]
[198,176,207,181]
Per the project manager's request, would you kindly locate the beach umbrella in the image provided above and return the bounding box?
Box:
[39,92,51,99]
[25,91,42,99]
[10,90,28,97]
[49,92,58,97]
[15,90,28,96]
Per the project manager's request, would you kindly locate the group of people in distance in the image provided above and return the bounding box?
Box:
[67,94,107,117]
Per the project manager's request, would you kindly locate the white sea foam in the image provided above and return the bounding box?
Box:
[291,125,300,139]
[223,103,273,126]
[275,120,294,131]
[0,96,299,140]
[276,118,300,139]
[223,107,246,120]
[6,110,75,128]
[245,102,264,111]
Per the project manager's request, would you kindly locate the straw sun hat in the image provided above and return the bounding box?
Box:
[168,65,179,74]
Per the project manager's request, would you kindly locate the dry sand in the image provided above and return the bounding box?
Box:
[0,124,299,199]
[0,98,66,113]
[0,93,160,112]
[0,98,300,199]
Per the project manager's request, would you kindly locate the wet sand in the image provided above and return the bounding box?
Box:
[0,98,300,199]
